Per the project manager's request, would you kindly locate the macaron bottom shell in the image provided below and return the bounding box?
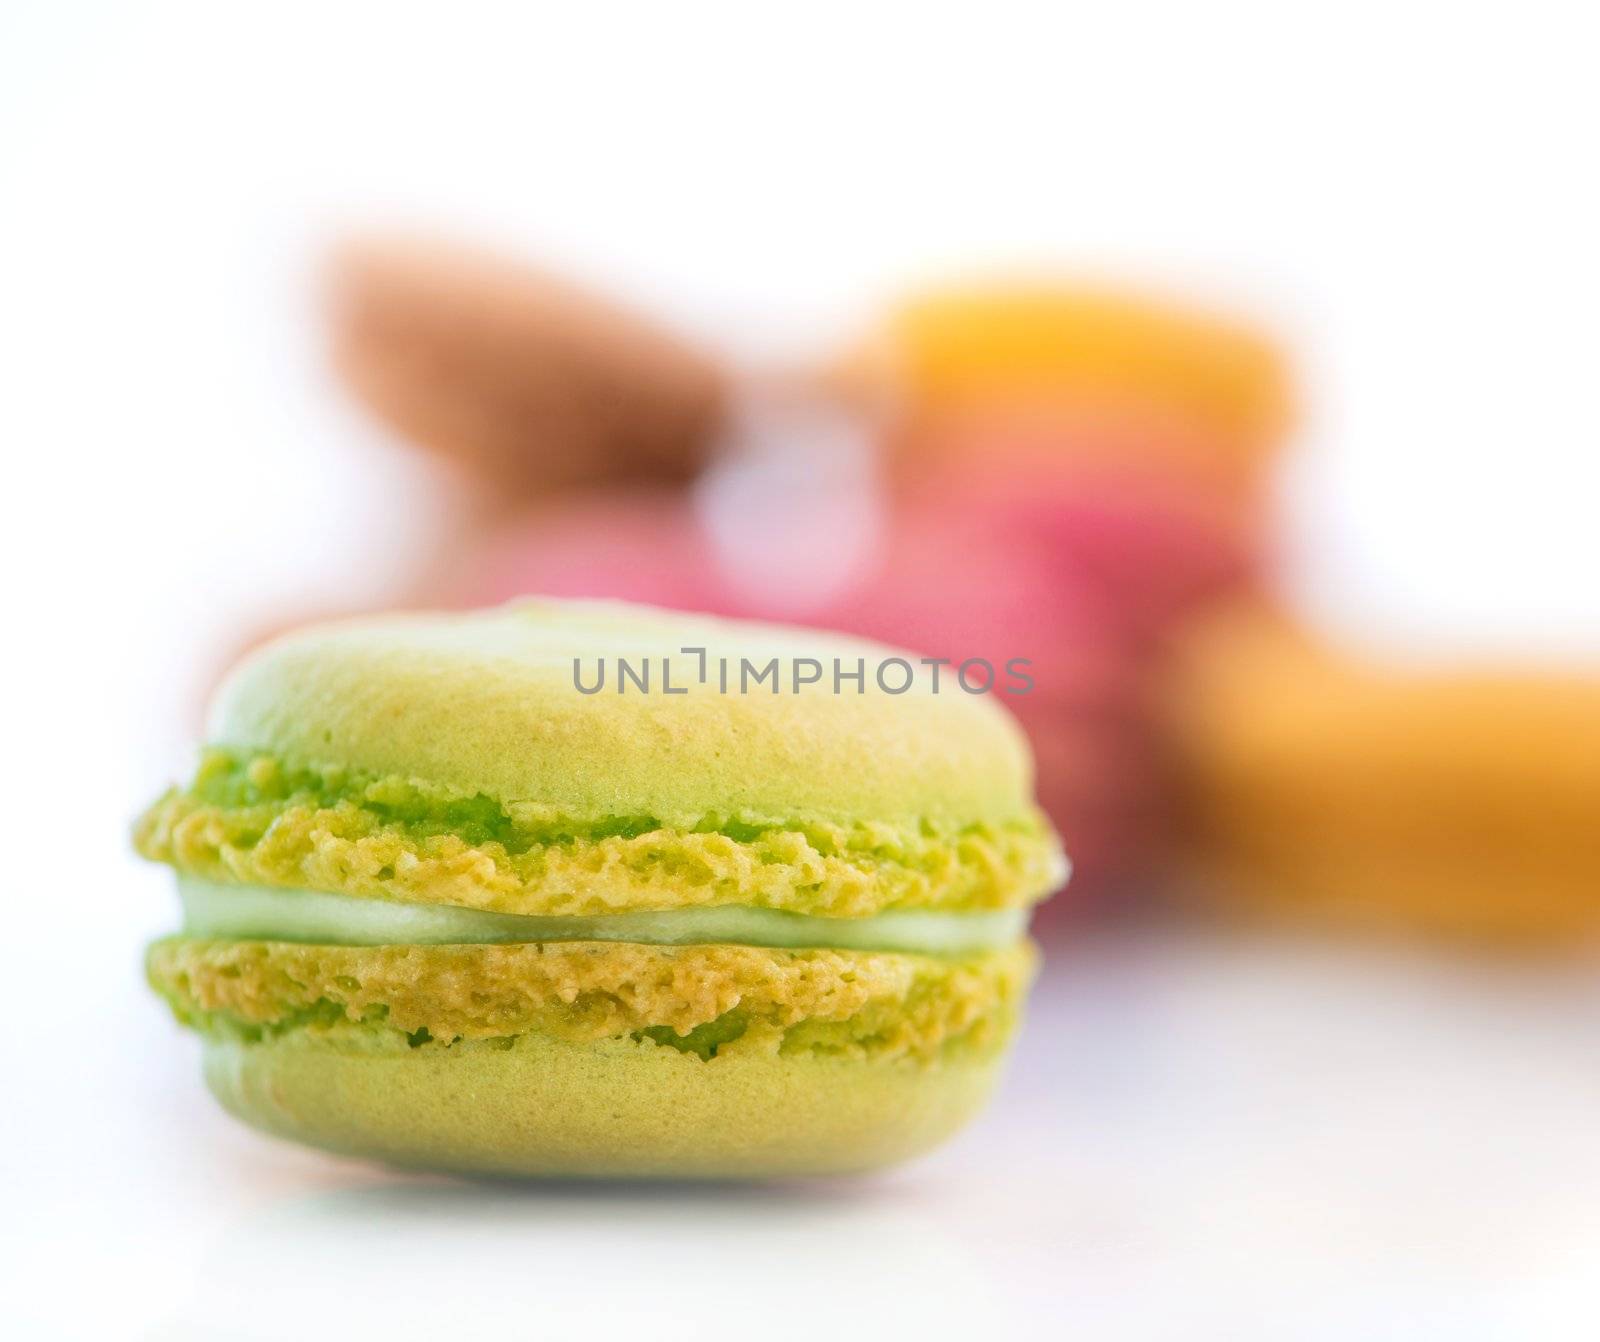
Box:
[201,1027,1008,1179]
[153,935,1035,1178]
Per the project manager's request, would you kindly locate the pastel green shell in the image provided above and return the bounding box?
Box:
[137,601,1064,917]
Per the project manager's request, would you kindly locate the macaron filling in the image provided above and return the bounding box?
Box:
[178,877,1031,954]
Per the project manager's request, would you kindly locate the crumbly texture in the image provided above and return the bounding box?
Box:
[202,1032,1008,1178]
[136,751,1058,919]
[137,604,1063,916]
[148,937,1035,1064]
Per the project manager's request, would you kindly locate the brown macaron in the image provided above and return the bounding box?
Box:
[327,236,728,494]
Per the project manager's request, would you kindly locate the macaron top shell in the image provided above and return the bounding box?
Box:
[208,599,1038,829]
[139,600,1062,920]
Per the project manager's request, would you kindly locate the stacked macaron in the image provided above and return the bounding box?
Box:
[833,285,1291,904]
[138,601,1062,1177]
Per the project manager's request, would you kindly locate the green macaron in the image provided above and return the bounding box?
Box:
[138,600,1063,1178]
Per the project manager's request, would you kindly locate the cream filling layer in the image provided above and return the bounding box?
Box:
[177,877,1032,955]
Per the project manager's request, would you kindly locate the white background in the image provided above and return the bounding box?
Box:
[3,4,1599,1338]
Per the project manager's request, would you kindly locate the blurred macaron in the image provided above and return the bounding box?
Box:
[841,282,1294,507]
[461,491,730,613]
[1158,607,1600,947]
[894,454,1260,644]
[327,236,727,495]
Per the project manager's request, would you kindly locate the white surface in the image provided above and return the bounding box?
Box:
[8,925,1600,1339]
[3,4,1600,1338]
